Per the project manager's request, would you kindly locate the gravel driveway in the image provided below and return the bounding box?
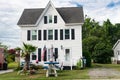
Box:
[89,68,120,79]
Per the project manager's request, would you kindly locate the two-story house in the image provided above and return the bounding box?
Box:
[17,1,84,69]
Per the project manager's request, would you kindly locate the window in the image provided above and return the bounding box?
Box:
[54,16,57,23]
[32,55,36,60]
[27,30,31,41]
[60,29,63,40]
[38,30,42,40]
[48,30,53,40]
[65,29,70,39]
[44,16,47,24]
[49,15,52,23]
[32,30,37,40]
[54,30,58,40]
[43,30,47,40]
[71,29,75,40]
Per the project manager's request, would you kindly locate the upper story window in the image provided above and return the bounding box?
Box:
[49,15,52,23]
[32,30,37,40]
[27,29,75,41]
[48,30,53,40]
[65,29,70,39]
[44,15,57,24]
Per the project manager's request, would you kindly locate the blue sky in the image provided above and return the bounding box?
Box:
[0,0,120,48]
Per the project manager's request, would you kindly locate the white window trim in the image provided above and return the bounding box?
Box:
[48,29,53,40]
[31,30,37,41]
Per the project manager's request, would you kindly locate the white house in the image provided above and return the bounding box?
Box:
[112,39,120,64]
[17,1,84,69]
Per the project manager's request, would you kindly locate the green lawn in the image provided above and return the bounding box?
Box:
[0,69,89,80]
[0,62,120,80]
[8,62,19,69]
[92,63,120,70]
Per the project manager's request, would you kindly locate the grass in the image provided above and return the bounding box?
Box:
[92,63,120,70]
[0,69,89,80]
[8,62,19,70]
[0,62,120,80]
[0,62,89,80]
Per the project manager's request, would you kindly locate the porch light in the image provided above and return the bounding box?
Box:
[61,45,63,50]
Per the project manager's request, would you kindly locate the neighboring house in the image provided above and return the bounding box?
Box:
[113,39,120,64]
[17,1,84,68]
[0,48,5,69]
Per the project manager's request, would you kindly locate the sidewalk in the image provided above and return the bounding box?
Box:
[0,69,14,74]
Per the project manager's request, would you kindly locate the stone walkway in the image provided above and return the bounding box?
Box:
[0,69,14,74]
[89,68,120,79]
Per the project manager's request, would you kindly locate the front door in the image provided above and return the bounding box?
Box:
[64,48,71,66]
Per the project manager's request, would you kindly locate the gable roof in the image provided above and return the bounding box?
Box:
[57,7,84,24]
[112,39,120,50]
[17,9,44,25]
[17,7,84,25]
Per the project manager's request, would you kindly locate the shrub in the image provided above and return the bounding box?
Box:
[83,50,91,67]
[31,64,43,70]
[76,60,81,69]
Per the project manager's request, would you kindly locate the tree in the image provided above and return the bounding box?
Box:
[93,41,113,63]
[82,17,114,64]
[7,49,16,63]
[21,43,37,70]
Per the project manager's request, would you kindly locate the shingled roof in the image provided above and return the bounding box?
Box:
[17,7,84,25]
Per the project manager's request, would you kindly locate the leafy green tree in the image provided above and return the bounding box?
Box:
[82,17,115,65]
[93,41,113,63]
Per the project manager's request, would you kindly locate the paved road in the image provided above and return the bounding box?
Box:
[89,68,120,79]
[0,69,13,74]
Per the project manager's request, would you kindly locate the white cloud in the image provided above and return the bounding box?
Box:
[0,0,120,48]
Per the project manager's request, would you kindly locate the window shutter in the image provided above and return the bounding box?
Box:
[71,29,75,40]
[27,30,31,41]
[55,48,58,61]
[44,16,47,24]
[38,48,41,61]
[43,30,47,40]
[55,30,58,40]
[38,30,42,40]
[54,16,57,23]
[60,29,63,40]
[44,50,47,61]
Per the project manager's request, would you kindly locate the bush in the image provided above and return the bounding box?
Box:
[6,54,15,63]
[83,50,91,67]
[76,60,81,69]
[31,64,43,70]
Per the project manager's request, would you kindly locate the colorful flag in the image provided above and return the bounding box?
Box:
[42,45,46,61]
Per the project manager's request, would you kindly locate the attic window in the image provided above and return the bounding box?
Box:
[49,15,52,23]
